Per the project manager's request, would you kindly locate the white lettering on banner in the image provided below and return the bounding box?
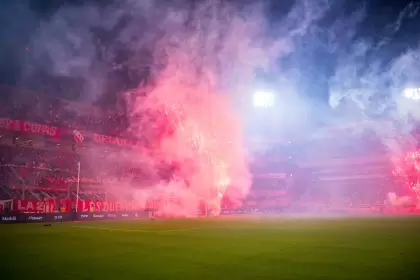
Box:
[93,214,104,218]
[102,202,109,211]
[95,201,101,212]
[80,214,89,219]
[17,201,46,212]
[107,214,116,218]
[121,213,129,217]
[28,216,43,221]
[82,201,89,212]
[1,216,17,221]
[27,201,35,211]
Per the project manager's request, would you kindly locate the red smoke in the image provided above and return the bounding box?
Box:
[392,150,420,200]
[125,59,251,217]
[112,1,288,218]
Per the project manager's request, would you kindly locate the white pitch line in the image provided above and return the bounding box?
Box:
[72,226,154,233]
[157,225,227,232]
[72,225,227,233]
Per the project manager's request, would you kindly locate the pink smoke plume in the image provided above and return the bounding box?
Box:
[114,0,326,217]
[127,67,251,216]
[122,3,266,217]
[392,150,420,201]
[117,0,317,217]
[20,0,329,216]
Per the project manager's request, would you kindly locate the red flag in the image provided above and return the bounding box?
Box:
[73,130,84,145]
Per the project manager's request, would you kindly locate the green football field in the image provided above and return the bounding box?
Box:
[1,215,419,280]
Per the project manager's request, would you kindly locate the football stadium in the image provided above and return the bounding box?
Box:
[2,0,420,279]
[1,85,420,279]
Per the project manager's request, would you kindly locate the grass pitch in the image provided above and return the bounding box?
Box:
[1,215,419,280]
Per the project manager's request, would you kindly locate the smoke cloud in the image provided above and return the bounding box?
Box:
[328,2,420,152]
[12,0,420,213]
[325,2,420,202]
[386,192,414,207]
[17,0,329,216]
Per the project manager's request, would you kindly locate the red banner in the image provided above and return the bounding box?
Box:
[0,118,17,130]
[21,121,60,137]
[75,200,161,212]
[0,118,60,138]
[12,199,161,213]
[93,134,139,148]
[13,200,56,213]
[0,118,143,149]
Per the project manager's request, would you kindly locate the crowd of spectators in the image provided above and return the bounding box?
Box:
[1,85,407,212]
[0,141,153,202]
[0,85,129,137]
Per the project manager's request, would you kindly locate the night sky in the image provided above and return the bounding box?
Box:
[0,0,418,105]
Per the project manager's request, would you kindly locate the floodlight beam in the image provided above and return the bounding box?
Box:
[404,88,420,100]
[252,91,275,108]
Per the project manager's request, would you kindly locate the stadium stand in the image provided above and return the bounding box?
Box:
[0,85,414,215]
[0,84,301,214]
[292,128,406,212]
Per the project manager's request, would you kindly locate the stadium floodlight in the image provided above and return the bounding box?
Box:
[403,88,420,101]
[252,91,275,108]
